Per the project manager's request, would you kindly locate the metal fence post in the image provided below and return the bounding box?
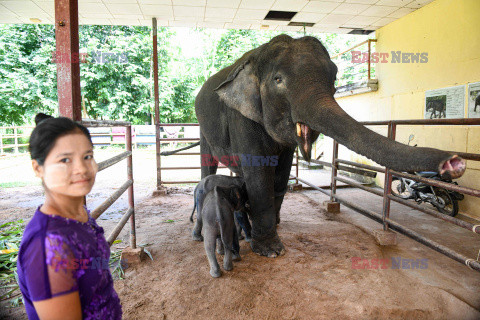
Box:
[330,140,339,202]
[381,123,396,230]
[126,125,136,249]
[0,130,3,155]
[14,128,19,154]
[152,18,161,190]
[295,148,299,184]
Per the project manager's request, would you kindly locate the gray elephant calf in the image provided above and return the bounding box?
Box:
[202,185,248,277]
[190,174,252,243]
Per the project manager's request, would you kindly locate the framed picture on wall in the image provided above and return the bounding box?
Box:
[424,85,465,119]
[467,82,480,118]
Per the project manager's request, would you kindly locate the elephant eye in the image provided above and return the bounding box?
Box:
[274,76,282,84]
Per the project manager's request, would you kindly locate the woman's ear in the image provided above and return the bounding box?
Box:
[32,160,44,178]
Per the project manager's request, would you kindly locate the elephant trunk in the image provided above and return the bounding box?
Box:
[294,96,466,178]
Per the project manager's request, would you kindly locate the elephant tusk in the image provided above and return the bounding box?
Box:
[296,122,302,137]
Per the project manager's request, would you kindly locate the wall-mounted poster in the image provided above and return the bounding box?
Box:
[467,82,480,118]
[425,85,465,119]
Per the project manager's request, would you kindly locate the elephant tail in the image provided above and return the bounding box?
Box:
[161,142,200,156]
[190,185,198,222]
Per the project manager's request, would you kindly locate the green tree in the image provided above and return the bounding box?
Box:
[0,24,57,125]
[0,24,368,126]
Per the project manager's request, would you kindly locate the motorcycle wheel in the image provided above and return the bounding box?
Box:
[391,178,412,199]
[434,189,459,216]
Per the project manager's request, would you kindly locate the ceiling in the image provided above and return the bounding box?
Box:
[0,0,434,33]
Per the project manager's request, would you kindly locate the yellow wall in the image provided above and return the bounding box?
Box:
[333,0,480,219]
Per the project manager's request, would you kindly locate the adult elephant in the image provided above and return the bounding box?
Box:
[195,35,466,258]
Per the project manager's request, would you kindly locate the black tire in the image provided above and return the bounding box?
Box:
[391,178,412,199]
[434,188,459,216]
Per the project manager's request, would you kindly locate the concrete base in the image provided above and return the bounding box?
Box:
[152,187,168,196]
[323,201,340,213]
[373,230,397,246]
[121,246,146,268]
[289,183,303,191]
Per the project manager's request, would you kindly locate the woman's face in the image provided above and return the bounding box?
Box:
[33,133,97,198]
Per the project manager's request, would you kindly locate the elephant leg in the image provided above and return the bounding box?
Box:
[231,224,241,261]
[192,191,204,241]
[221,224,234,271]
[234,214,244,240]
[243,165,285,258]
[274,147,295,224]
[200,133,218,179]
[235,210,252,242]
[204,226,221,278]
[216,237,224,255]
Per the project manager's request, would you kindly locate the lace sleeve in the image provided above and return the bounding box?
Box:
[44,233,79,298]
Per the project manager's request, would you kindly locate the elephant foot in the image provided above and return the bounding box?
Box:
[251,234,285,258]
[232,252,241,261]
[245,236,252,243]
[217,246,225,255]
[210,269,222,278]
[224,261,233,271]
[192,232,203,242]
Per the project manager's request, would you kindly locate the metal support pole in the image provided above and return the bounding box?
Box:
[330,140,339,202]
[126,125,136,249]
[295,148,299,184]
[55,0,82,120]
[368,39,372,80]
[0,130,3,155]
[14,128,18,154]
[152,18,161,190]
[381,123,396,231]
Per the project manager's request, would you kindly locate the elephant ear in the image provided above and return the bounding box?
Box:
[214,61,263,124]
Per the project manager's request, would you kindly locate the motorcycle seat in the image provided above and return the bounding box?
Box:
[416,171,438,178]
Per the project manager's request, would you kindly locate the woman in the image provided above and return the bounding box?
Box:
[17,113,122,319]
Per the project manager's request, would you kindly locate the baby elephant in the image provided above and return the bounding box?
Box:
[203,185,248,278]
[190,175,252,243]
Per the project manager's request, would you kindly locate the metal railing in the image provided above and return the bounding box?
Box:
[331,39,377,88]
[0,126,34,156]
[292,118,480,272]
[157,123,301,185]
[81,119,136,248]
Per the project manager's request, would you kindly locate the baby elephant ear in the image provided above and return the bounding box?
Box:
[214,61,263,125]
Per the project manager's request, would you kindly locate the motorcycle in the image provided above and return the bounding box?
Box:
[390,135,464,217]
[391,172,464,216]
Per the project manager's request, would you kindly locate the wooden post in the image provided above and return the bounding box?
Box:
[55,0,81,121]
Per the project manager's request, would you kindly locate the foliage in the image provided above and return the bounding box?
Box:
[0,219,24,306]
[0,24,368,126]
[0,25,57,125]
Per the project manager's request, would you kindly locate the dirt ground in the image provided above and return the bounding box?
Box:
[1,150,480,319]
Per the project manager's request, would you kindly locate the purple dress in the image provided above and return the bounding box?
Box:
[17,207,122,320]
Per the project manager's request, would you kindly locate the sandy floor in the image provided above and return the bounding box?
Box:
[1,150,480,319]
